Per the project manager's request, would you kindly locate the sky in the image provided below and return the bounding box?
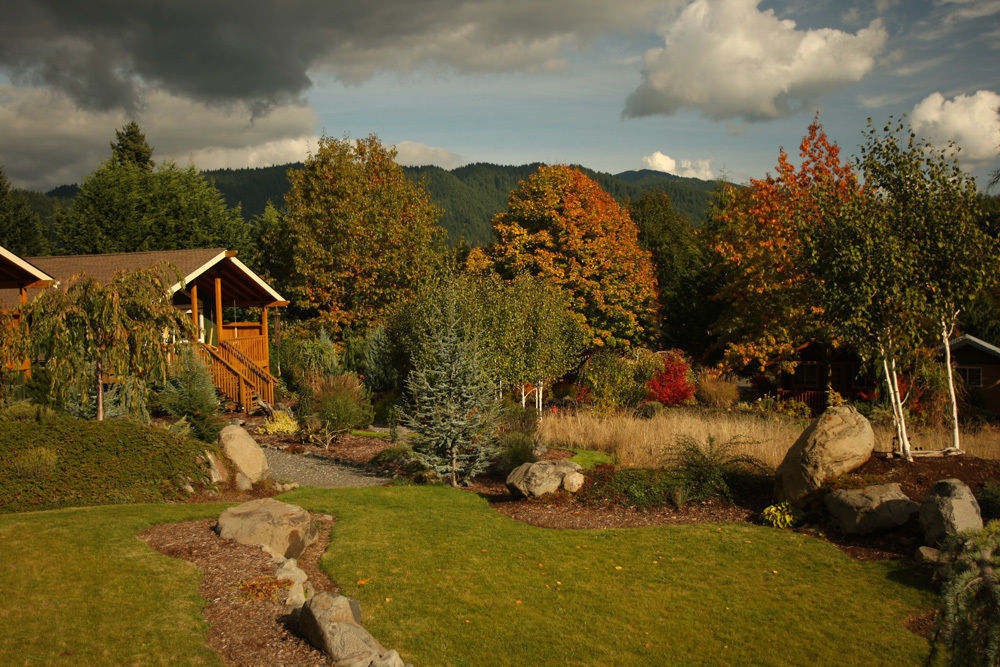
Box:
[1,0,998,192]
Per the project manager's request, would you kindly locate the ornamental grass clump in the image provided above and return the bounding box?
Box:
[671,435,766,502]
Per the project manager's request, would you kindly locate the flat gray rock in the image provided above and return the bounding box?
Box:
[824,483,918,534]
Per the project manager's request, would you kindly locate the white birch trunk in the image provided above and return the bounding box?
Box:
[942,314,961,452]
[521,384,527,408]
[890,356,913,461]
[881,354,904,456]
[536,380,543,415]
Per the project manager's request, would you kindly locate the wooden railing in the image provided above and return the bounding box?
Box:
[779,389,826,416]
[199,342,275,414]
[221,335,269,371]
[220,322,264,340]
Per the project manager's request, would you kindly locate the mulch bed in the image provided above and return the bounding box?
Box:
[140,515,336,666]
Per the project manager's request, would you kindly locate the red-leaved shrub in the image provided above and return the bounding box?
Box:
[646,350,696,406]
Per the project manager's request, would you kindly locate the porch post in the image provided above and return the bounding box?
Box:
[214,275,223,345]
[190,283,199,341]
[261,306,270,372]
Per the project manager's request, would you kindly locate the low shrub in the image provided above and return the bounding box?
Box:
[579,465,679,508]
[671,435,766,502]
[0,414,211,512]
[300,373,374,445]
[11,446,59,479]
[928,522,1000,665]
[154,345,223,443]
[976,481,1000,521]
[494,431,537,476]
[761,501,801,528]
[695,369,739,409]
[0,400,56,423]
[499,399,539,435]
[259,410,299,435]
[638,401,664,419]
[580,349,661,412]
[280,328,340,394]
[738,396,812,421]
[646,350,696,407]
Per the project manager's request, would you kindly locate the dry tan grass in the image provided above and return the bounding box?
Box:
[538,409,1000,469]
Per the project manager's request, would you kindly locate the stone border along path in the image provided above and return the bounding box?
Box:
[264,448,390,488]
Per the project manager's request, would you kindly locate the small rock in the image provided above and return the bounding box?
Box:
[260,544,287,564]
[920,478,983,546]
[507,460,584,498]
[915,545,941,565]
[562,471,585,493]
[276,559,309,586]
[235,472,253,491]
[204,449,229,484]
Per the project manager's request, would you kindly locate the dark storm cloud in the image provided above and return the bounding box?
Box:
[0,0,672,112]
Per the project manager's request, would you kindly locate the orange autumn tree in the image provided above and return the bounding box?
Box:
[282,135,445,333]
[486,165,659,350]
[712,119,858,371]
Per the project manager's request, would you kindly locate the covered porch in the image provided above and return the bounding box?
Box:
[0,245,54,373]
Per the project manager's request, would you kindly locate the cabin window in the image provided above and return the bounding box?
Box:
[794,363,820,388]
[957,366,983,387]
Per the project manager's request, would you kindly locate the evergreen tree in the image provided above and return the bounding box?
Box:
[111,121,154,170]
[0,167,48,255]
[402,287,500,487]
[629,191,719,355]
[58,159,248,255]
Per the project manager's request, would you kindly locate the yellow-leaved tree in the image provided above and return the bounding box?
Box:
[485,165,659,350]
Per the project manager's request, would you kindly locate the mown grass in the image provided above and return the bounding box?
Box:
[568,448,613,469]
[0,502,227,665]
[1,486,936,665]
[284,485,935,666]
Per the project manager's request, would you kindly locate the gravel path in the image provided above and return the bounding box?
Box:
[264,448,390,488]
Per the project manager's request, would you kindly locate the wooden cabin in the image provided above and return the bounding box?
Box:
[948,334,1000,417]
[0,245,54,373]
[0,248,287,412]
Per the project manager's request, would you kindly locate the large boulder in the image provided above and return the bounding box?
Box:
[507,460,584,498]
[775,406,875,502]
[216,498,318,559]
[824,483,919,534]
[298,593,404,666]
[919,478,983,546]
[219,425,269,490]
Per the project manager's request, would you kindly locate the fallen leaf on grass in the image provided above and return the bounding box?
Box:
[357,578,371,585]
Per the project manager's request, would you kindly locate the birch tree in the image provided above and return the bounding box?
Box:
[856,118,996,453]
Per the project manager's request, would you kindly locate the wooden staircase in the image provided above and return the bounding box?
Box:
[199,340,276,414]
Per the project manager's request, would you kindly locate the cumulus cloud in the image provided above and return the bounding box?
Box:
[0,86,316,189]
[624,0,887,121]
[911,90,1000,160]
[0,0,674,113]
[641,151,714,179]
[393,141,464,169]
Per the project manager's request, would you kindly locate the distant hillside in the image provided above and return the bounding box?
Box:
[30,162,719,247]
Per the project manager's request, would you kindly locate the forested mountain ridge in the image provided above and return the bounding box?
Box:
[27,162,720,247]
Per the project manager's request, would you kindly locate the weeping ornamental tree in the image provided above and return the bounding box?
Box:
[401,284,500,487]
[24,266,190,420]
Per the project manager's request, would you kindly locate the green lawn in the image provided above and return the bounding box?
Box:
[0,502,226,665]
[0,487,936,665]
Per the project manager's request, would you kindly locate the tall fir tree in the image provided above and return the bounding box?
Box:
[0,167,48,255]
[111,121,154,170]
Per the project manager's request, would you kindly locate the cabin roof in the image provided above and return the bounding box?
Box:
[0,248,286,309]
[0,244,54,290]
[949,334,1000,362]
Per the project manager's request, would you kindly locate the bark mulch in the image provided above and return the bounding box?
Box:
[140,515,336,666]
